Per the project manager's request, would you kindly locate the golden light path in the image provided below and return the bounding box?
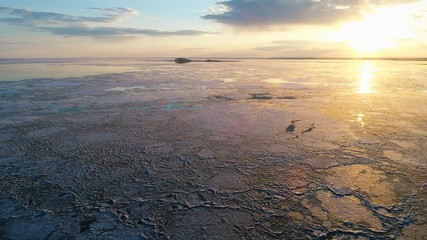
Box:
[354,61,374,128]
[358,61,373,94]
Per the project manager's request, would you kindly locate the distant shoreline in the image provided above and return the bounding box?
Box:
[0,57,427,64]
[268,57,427,61]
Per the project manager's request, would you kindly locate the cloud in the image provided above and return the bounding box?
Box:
[40,26,212,38]
[87,7,139,21]
[254,40,332,51]
[0,40,29,45]
[253,39,352,57]
[0,7,212,38]
[0,7,117,26]
[412,14,424,18]
[254,40,314,51]
[89,7,139,16]
[202,0,421,27]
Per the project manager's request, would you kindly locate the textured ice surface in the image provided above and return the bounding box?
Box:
[0,60,426,239]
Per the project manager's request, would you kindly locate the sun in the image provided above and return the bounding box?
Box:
[339,20,396,54]
[336,6,410,54]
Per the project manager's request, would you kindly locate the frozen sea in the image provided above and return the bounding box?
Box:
[0,58,426,239]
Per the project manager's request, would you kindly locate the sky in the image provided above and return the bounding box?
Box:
[0,0,427,58]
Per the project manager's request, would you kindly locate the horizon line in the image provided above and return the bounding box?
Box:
[1,57,427,62]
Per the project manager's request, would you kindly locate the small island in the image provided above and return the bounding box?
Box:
[175,58,192,64]
[174,58,239,64]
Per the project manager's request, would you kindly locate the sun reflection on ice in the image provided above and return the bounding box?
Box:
[356,113,366,127]
[358,61,374,94]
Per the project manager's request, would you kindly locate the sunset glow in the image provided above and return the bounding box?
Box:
[336,4,416,54]
[338,18,397,53]
[0,1,426,58]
